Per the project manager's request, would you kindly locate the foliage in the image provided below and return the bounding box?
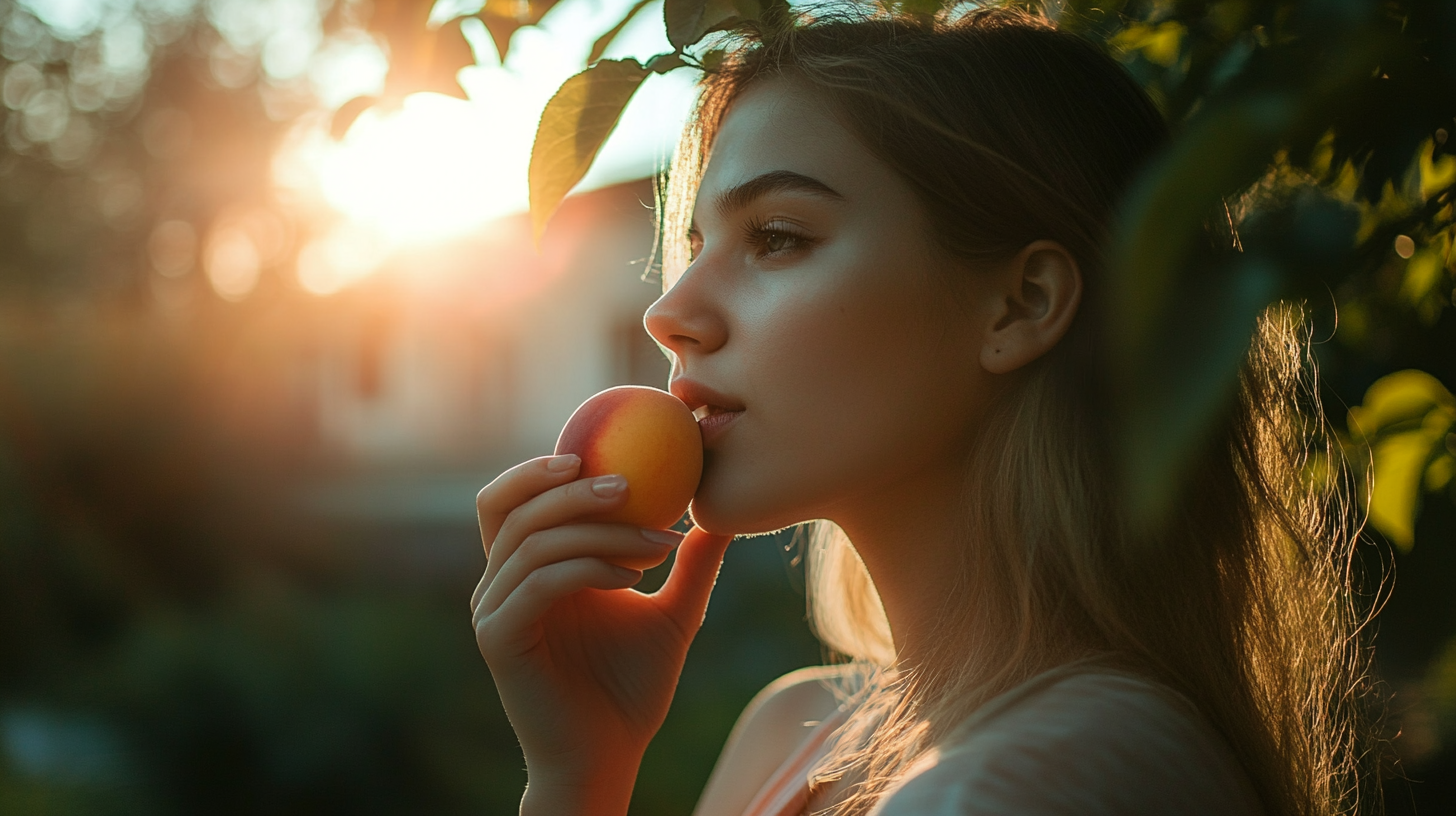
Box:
[330,0,477,137]
[1345,370,1456,551]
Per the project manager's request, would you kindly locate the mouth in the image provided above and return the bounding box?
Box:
[692,404,738,421]
[671,378,745,419]
[671,379,745,445]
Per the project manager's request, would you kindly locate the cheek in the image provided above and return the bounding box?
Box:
[695,263,981,533]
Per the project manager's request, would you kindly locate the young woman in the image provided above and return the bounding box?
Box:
[471,7,1373,815]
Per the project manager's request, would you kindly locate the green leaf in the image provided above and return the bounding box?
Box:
[528,59,652,244]
[1115,255,1283,526]
[1348,370,1456,440]
[647,50,687,73]
[1105,95,1297,526]
[589,0,657,65]
[1108,93,1293,369]
[1399,249,1445,306]
[1370,431,1439,551]
[664,0,753,49]
[1346,370,1456,550]
[1108,21,1187,68]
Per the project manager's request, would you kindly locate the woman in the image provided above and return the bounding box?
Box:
[470,7,1373,815]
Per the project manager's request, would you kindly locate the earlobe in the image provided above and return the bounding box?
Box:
[979,241,1082,374]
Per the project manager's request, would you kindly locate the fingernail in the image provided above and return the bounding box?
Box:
[592,475,627,497]
[547,454,579,472]
[613,565,639,579]
[640,528,682,546]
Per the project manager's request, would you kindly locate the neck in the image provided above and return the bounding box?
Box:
[823,453,978,673]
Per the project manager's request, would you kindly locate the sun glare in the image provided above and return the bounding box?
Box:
[316,94,525,247]
[271,0,696,294]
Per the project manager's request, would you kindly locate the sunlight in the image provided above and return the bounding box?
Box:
[273,0,698,290]
[315,94,520,246]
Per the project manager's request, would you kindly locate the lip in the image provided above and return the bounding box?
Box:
[696,409,743,445]
[670,378,746,446]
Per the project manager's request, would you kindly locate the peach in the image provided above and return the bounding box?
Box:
[554,385,704,532]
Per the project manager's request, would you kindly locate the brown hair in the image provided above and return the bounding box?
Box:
[662,6,1374,816]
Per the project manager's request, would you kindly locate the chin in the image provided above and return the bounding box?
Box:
[687,479,811,538]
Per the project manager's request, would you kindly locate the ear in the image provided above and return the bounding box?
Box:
[979,240,1082,375]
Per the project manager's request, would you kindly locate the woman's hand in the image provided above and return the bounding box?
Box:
[471,454,733,812]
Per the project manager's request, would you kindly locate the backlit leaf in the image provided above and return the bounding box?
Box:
[1370,431,1436,551]
[331,1,476,139]
[1115,255,1282,526]
[1347,370,1456,550]
[528,58,652,244]
[478,0,564,63]
[374,3,476,100]
[1108,93,1294,372]
[1420,139,1456,200]
[664,0,742,49]
[1400,249,1445,306]
[1109,21,1187,68]
[1348,370,1456,439]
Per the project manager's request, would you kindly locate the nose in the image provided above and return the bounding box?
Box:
[643,264,728,364]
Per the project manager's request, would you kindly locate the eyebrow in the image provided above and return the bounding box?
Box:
[711,170,845,220]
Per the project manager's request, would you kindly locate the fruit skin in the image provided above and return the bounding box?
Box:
[554,385,704,531]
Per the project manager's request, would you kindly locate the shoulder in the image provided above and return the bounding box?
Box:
[870,671,1264,816]
[692,664,859,816]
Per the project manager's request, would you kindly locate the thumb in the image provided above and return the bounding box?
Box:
[654,525,734,635]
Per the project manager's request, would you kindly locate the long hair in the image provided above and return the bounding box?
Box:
[661,7,1376,815]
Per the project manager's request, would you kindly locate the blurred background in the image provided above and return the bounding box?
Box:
[0,0,825,812]
[0,0,1451,814]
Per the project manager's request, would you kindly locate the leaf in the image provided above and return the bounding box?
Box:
[528,59,652,244]
[1347,370,1456,550]
[589,0,657,65]
[331,95,380,140]
[1370,431,1437,551]
[478,0,564,63]
[330,0,477,138]
[1348,370,1456,439]
[1420,140,1456,200]
[1108,93,1294,370]
[1115,254,1283,526]
[373,2,476,100]
[1104,95,1299,527]
[1400,249,1445,306]
[647,51,687,73]
[664,0,744,49]
[1109,21,1187,68]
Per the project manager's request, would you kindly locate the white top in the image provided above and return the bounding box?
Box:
[865,666,1265,816]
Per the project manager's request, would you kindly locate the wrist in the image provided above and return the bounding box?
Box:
[521,758,642,816]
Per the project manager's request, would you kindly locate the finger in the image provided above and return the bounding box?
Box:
[471,568,490,612]
[478,523,681,619]
[475,557,642,659]
[476,455,582,557]
[654,526,734,636]
[482,474,630,587]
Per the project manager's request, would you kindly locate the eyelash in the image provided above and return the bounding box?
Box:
[686,219,813,263]
[741,216,811,258]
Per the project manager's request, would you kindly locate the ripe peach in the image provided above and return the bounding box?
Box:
[554,385,704,533]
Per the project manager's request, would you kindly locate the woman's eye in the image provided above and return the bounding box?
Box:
[746,221,809,257]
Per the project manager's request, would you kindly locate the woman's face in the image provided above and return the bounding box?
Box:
[644,77,998,536]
